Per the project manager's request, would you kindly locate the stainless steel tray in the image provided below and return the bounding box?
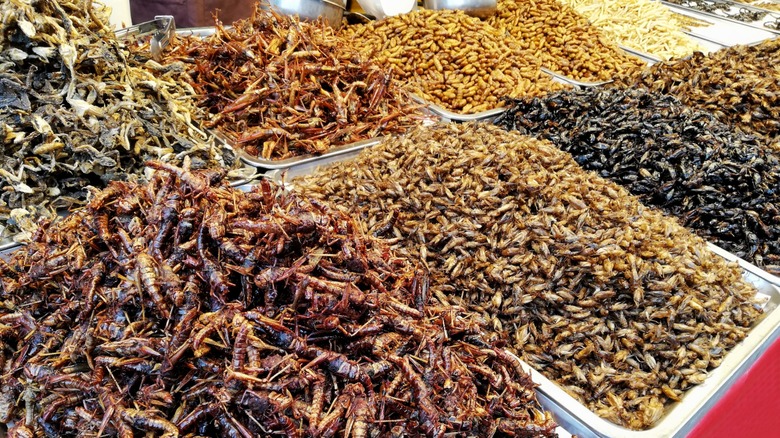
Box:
[537,46,660,88]
[175,26,220,38]
[263,143,372,183]
[167,27,436,170]
[540,68,613,88]
[683,31,728,52]
[0,238,21,253]
[407,68,591,121]
[664,3,779,45]
[115,15,175,60]
[266,149,780,436]
[662,0,780,35]
[228,134,386,170]
[527,242,780,437]
[536,44,661,88]
[619,45,662,65]
[408,94,508,122]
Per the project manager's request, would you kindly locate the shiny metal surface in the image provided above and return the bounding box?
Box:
[264,154,780,438]
[0,239,21,254]
[540,67,614,88]
[115,15,175,60]
[409,67,609,120]
[235,135,386,170]
[422,0,498,18]
[661,0,780,36]
[266,0,346,28]
[175,26,219,38]
[530,243,780,437]
[619,45,662,65]
[409,94,506,122]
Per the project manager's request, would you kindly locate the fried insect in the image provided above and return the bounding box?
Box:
[496,87,780,275]
[0,0,238,240]
[341,9,566,114]
[295,122,762,430]
[0,161,557,437]
[156,2,425,160]
[614,38,780,153]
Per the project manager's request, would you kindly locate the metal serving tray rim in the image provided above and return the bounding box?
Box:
[229,132,386,170]
[540,67,614,88]
[407,67,591,121]
[524,242,780,437]
[618,45,662,65]
[175,26,223,38]
[170,26,388,171]
[408,66,613,120]
[661,0,780,35]
[265,151,780,436]
[0,239,21,253]
[408,94,508,122]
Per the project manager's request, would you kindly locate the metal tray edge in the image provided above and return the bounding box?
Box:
[539,68,613,88]
[232,135,387,170]
[684,29,730,48]
[660,0,780,37]
[175,26,220,38]
[407,65,603,120]
[0,240,22,253]
[527,244,780,437]
[618,45,662,65]
[408,94,507,122]
[263,145,368,187]
[707,242,780,286]
[661,0,780,36]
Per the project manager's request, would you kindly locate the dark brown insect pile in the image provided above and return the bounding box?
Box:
[613,38,780,152]
[161,4,423,161]
[0,163,558,437]
[495,88,780,275]
[295,123,763,430]
[0,0,238,240]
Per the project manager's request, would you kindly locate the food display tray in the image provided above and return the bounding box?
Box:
[663,3,779,45]
[408,94,508,123]
[539,44,660,88]
[662,0,780,35]
[408,62,642,121]
[175,26,219,38]
[263,143,373,185]
[684,31,729,52]
[619,45,662,65]
[222,132,387,170]
[0,238,21,253]
[264,149,780,437]
[538,46,661,89]
[168,27,442,171]
[524,243,780,438]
